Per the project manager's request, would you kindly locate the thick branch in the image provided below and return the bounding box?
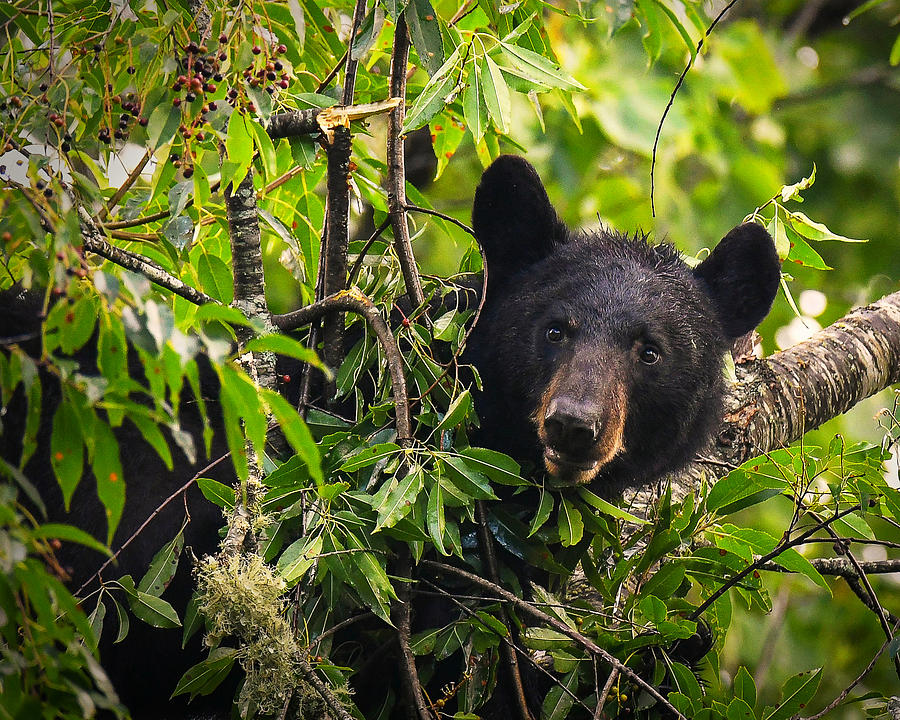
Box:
[711,291,900,469]
[273,288,412,444]
[387,13,425,310]
[266,109,322,139]
[321,125,353,377]
[760,557,900,577]
[391,552,432,720]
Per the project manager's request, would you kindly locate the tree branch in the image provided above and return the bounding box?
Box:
[78,209,215,305]
[387,13,425,311]
[760,557,900,577]
[273,288,412,444]
[420,560,687,720]
[715,291,900,463]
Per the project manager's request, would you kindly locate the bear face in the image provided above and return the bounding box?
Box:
[467,155,781,492]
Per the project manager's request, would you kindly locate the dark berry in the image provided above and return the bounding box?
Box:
[183,166,194,178]
[43,187,52,198]
[251,45,261,55]
[39,82,48,91]
[173,97,182,106]
[274,61,283,71]
[185,92,196,102]
[277,43,287,54]
[0,165,6,175]
[93,43,101,52]
[169,152,180,161]
[187,41,198,53]
[205,83,215,92]
[214,72,223,81]
[138,117,147,127]
[219,33,228,44]
[114,129,124,139]
[196,131,205,140]
[208,101,217,110]
[266,71,276,81]
[54,117,64,127]
[61,142,70,151]
[266,85,274,94]
[218,52,227,62]
[35,180,45,190]
[228,88,238,99]
[127,66,136,74]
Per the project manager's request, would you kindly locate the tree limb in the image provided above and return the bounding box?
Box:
[760,557,900,577]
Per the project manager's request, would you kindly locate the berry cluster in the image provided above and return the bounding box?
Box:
[98,95,147,144]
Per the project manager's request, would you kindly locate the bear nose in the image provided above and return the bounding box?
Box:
[543,397,600,455]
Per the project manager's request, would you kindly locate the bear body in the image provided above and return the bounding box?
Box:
[0,155,780,718]
[468,156,781,493]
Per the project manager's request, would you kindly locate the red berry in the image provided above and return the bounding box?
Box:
[173,97,182,106]
[277,43,287,54]
[219,33,228,44]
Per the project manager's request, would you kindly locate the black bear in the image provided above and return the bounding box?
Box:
[0,155,781,719]
[467,155,781,494]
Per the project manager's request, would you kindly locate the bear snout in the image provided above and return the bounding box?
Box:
[535,384,627,485]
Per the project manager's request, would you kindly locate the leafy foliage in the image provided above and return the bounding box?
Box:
[0,1,898,719]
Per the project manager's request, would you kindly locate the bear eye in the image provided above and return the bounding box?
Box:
[546,323,566,343]
[639,345,661,365]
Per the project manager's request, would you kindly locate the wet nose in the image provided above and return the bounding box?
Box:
[543,397,600,455]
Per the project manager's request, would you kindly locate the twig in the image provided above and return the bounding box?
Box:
[595,667,620,720]
[650,0,740,216]
[78,208,215,306]
[759,557,900,577]
[420,560,687,720]
[801,619,900,720]
[387,13,425,311]
[392,551,433,720]
[404,204,474,236]
[689,504,865,621]
[474,501,533,720]
[75,451,232,596]
[348,217,391,286]
[98,149,151,222]
[272,288,412,444]
[297,655,356,720]
[342,0,368,105]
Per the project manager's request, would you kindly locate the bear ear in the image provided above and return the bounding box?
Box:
[693,222,782,339]
[472,155,568,286]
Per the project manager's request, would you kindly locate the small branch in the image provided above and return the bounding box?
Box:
[101,209,171,230]
[650,0,740,216]
[273,288,412,444]
[474,501,533,720]
[297,655,356,720]
[404,204,475,236]
[387,13,425,310]
[78,209,214,305]
[595,667,620,720]
[342,0,368,105]
[392,552,433,720]
[689,504,865,621]
[801,619,900,720]
[420,560,687,720]
[759,557,900,576]
[98,149,151,222]
[75,451,232,596]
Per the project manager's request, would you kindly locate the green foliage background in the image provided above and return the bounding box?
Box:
[0,0,898,718]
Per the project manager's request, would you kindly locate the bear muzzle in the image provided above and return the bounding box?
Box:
[536,388,627,486]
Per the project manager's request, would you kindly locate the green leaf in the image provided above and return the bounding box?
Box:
[197,252,234,304]
[126,588,182,629]
[243,334,324,370]
[763,668,822,720]
[457,447,525,485]
[196,477,234,509]
[31,523,111,557]
[340,443,402,472]
[463,59,488,143]
[147,102,181,150]
[528,487,554,537]
[374,466,424,531]
[50,403,82,510]
[402,57,460,132]
[481,55,511,134]
[172,648,238,699]
[496,42,584,91]
[779,165,816,202]
[426,480,448,555]
[577,487,649,524]
[727,697,756,720]
[138,533,184,597]
[787,211,865,243]
[540,668,578,720]
[784,224,831,270]
[557,496,583,547]
[733,666,757,708]
[405,0,444,76]
[442,456,498,500]
[766,214,789,262]
[262,390,323,485]
[277,533,324,585]
[707,462,788,513]
[92,421,125,544]
[434,389,472,433]
[225,111,253,189]
[650,0,696,57]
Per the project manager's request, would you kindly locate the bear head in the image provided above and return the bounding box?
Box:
[467,155,781,493]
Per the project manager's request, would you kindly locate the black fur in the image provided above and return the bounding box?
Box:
[468,155,780,493]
